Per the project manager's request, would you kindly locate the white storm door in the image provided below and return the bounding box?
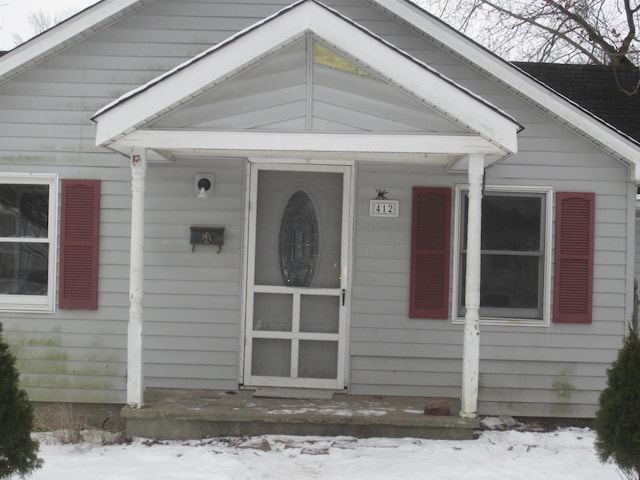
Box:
[244,163,351,389]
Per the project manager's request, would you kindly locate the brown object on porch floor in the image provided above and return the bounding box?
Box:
[424,400,451,416]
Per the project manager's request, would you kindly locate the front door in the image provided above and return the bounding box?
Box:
[244,163,351,389]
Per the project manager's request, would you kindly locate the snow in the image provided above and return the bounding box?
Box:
[26,426,621,480]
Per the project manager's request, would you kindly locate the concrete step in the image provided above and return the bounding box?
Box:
[122,389,479,440]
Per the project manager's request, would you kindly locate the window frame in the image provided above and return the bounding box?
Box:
[451,184,553,327]
[0,173,58,313]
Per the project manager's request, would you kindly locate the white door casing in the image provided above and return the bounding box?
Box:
[243,162,352,389]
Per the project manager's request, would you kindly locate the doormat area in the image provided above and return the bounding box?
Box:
[253,388,335,400]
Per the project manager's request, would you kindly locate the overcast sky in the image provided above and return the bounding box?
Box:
[0,0,99,50]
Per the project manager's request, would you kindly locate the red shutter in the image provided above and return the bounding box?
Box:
[409,187,452,319]
[59,180,100,310]
[553,192,595,323]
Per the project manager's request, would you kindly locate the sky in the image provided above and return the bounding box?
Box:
[0,0,99,50]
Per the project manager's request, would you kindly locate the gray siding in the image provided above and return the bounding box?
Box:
[0,0,633,418]
[142,157,245,391]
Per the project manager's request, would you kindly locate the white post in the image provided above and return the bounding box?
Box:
[127,149,146,408]
[461,154,484,419]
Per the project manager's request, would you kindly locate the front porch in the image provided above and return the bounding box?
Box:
[122,389,479,441]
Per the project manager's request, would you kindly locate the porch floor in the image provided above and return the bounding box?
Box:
[121,388,479,440]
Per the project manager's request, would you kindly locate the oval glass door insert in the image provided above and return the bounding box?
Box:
[279,190,319,286]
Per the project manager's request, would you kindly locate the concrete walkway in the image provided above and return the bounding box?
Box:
[122,389,479,441]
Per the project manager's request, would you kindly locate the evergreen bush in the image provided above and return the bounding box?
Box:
[0,323,42,478]
[595,328,640,479]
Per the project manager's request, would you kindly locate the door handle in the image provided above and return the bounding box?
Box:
[342,289,346,306]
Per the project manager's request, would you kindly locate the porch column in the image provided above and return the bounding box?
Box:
[461,154,484,419]
[127,149,147,407]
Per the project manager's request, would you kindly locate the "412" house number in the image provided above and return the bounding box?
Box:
[370,200,399,217]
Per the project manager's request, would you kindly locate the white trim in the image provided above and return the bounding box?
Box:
[107,130,507,159]
[93,1,519,156]
[451,184,553,327]
[127,149,147,407]
[238,160,251,385]
[0,173,58,313]
[461,154,483,419]
[243,161,352,390]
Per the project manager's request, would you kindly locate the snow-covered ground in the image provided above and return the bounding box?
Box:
[27,425,621,480]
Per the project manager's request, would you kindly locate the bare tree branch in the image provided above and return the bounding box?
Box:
[415,0,640,93]
[417,0,640,64]
[12,7,79,46]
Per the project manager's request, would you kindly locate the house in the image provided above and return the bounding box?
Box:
[0,0,637,420]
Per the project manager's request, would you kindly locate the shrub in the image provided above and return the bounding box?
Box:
[0,323,42,478]
[595,328,640,479]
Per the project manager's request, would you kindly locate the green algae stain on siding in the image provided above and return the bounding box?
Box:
[4,331,124,402]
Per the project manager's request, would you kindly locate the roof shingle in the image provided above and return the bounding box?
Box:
[515,62,640,142]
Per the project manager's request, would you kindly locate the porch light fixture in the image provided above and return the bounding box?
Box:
[195,173,214,198]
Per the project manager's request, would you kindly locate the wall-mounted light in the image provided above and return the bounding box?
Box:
[195,173,214,198]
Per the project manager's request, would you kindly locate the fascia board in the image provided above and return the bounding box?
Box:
[95,1,518,154]
[0,0,147,82]
[111,130,507,155]
[374,0,640,172]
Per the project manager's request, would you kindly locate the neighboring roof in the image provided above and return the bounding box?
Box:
[515,62,640,142]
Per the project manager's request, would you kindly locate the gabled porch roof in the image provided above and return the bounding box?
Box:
[91,0,521,169]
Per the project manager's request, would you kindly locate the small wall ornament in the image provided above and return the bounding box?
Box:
[375,188,389,200]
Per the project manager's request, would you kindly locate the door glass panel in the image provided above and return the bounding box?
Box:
[300,295,339,333]
[252,339,291,377]
[279,191,319,286]
[253,293,292,331]
[255,170,342,288]
[298,341,338,379]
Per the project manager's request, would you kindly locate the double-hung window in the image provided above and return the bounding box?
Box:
[0,174,58,312]
[453,185,552,326]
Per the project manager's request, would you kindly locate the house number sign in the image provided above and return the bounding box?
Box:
[370,200,399,217]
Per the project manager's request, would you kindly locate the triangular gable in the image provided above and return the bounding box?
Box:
[92,0,520,161]
[149,36,469,135]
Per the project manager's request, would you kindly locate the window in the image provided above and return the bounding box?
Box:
[453,185,552,326]
[0,174,58,312]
